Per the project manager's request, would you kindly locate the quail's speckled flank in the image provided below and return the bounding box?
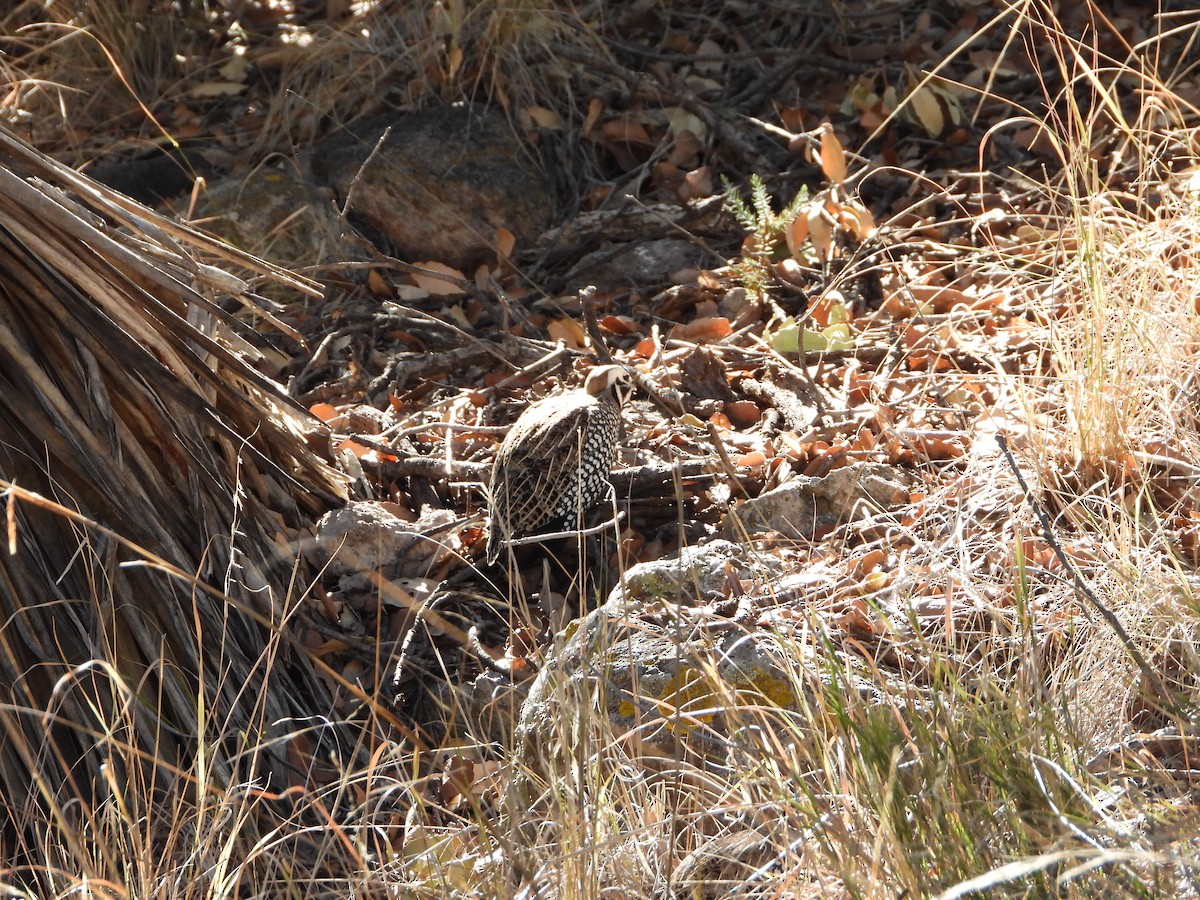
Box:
[486,365,633,564]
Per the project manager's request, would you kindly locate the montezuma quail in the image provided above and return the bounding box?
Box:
[486,365,633,564]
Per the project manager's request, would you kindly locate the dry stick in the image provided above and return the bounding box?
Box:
[580,285,751,500]
[580,285,681,420]
[490,343,573,389]
[340,126,389,220]
[706,421,752,499]
[996,434,1176,711]
[505,512,626,548]
[579,284,615,364]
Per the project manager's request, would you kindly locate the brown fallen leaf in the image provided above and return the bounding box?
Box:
[903,282,972,313]
[547,316,588,349]
[337,437,397,462]
[494,226,516,262]
[602,116,653,146]
[818,122,848,185]
[682,166,713,200]
[411,261,468,296]
[808,203,834,260]
[735,449,766,468]
[189,81,247,97]
[846,549,887,576]
[582,97,604,137]
[785,214,810,258]
[526,106,562,130]
[835,199,876,241]
[367,268,393,298]
[633,336,657,358]
[726,400,762,428]
[907,83,944,136]
[600,314,641,334]
[672,316,732,343]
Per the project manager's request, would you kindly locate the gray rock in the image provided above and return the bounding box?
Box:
[724,462,913,541]
[511,603,892,785]
[606,538,782,608]
[195,163,365,270]
[309,105,555,270]
[567,237,708,292]
[305,501,455,593]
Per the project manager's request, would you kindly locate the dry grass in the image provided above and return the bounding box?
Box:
[2,1,1200,898]
[1,0,606,164]
[0,124,359,892]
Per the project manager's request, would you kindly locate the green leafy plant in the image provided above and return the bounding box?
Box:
[723,173,808,296]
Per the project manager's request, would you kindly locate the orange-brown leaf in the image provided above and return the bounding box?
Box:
[582,97,604,136]
[818,123,847,185]
[309,403,338,422]
[494,227,516,261]
[673,316,733,343]
[547,317,587,349]
[808,205,834,260]
[367,268,392,298]
[836,200,876,241]
[905,283,972,313]
[411,261,468,296]
[682,166,713,199]
[785,213,810,258]
[602,117,652,145]
[726,400,762,427]
[600,315,641,335]
[736,449,767,468]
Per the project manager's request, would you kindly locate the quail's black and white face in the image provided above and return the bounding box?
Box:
[584,365,633,406]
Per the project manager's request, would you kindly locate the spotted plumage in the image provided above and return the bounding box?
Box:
[486,365,632,564]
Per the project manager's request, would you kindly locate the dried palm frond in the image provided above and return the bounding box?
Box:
[0,125,349,867]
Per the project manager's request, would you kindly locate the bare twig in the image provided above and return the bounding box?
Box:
[706,421,751,499]
[579,284,614,363]
[339,126,390,220]
[502,511,626,550]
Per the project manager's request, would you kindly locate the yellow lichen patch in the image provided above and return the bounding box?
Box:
[728,667,797,711]
[616,663,800,735]
[655,667,719,727]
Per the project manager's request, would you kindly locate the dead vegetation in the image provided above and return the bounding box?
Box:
[1,0,1200,897]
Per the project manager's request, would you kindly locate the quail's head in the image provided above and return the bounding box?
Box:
[584,364,634,407]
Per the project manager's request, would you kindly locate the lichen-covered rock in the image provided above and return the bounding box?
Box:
[607,538,782,608]
[195,164,366,270]
[512,603,891,781]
